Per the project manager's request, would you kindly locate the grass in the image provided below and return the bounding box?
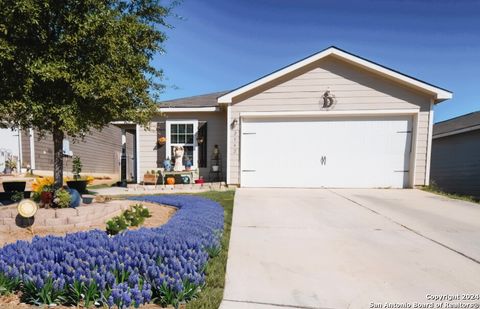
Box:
[421,184,479,204]
[186,190,235,309]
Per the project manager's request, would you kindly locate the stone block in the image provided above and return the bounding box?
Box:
[55,208,78,218]
[67,215,88,225]
[34,209,56,220]
[44,217,68,226]
[0,225,10,232]
[76,206,96,216]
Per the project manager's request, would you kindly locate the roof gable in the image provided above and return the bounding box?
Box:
[218,46,452,104]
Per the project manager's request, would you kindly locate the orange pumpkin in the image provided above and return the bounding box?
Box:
[166,177,175,185]
[157,136,166,145]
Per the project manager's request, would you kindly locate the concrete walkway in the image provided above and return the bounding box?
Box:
[91,182,228,196]
[221,188,480,309]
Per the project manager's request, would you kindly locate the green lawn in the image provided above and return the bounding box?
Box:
[187,190,235,309]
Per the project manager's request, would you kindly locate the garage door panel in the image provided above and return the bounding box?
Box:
[240,116,412,188]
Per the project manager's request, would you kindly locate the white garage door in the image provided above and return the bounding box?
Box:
[240,116,412,188]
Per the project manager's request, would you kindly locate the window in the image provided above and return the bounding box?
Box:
[166,120,198,168]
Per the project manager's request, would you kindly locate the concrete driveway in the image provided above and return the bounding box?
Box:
[221,189,480,309]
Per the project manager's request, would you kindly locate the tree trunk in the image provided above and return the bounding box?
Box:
[53,128,64,189]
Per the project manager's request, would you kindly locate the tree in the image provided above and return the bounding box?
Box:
[0,0,176,188]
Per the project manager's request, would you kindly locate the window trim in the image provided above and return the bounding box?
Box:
[166,120,198,169]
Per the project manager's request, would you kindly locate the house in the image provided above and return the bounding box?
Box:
[20,126,135,180]
[117,46,452,188]
[430,111,480,199]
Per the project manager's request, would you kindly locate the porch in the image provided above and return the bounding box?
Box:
[90,181,229,196]
[112,108,227,186]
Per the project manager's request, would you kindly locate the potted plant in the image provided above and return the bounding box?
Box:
[30,176,53,206]
[40,184,54,207]
[185,157,192,171]
[2,180,26,192]
[3,159,16,174]
[66,156,88,194]
[143,170,157,185]
[157,136,166,146]
[163,157,172,171]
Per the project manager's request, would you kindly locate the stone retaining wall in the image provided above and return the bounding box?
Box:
[0,202,130,232]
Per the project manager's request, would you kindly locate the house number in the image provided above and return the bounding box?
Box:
[321,156,327,165]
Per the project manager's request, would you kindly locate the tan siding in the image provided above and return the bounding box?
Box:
[126,131,135,181]
[138,111,227,181]
[138,123,158,181]
[228,56,433,186]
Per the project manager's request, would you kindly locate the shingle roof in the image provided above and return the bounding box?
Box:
[158,91,230,108]
[433,110,480,137]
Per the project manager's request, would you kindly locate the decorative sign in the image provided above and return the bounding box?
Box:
[322,90,336,109]
[17,199,38,218]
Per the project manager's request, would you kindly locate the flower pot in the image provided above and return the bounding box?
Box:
[194,178,204,184]
[166,177,175,185]
[2,181,26,192]
[163,159,172,171]
[66,180,88,194]
[157,137,166,146]
[40,191,53,205]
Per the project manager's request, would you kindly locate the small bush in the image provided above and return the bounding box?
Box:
[106,216,129,235]
[53,188,71,208]
[106,204,151,235]
[10,191,24,202]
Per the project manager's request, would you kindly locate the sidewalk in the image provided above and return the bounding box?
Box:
[92,182,230,196]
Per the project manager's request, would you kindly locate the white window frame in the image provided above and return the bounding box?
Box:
[166,120,198,169]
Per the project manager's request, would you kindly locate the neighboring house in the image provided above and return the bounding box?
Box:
[118,46,451,188]
[0,128,20,172]
[21,126,135,179]
[430,111,480,199]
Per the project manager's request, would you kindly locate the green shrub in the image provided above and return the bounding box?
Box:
[10,191,24,202]
[106,216,129,235]
[53,188,71,208]
[106,204,151,235]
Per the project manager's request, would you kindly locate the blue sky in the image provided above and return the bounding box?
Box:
[156,0,480,122]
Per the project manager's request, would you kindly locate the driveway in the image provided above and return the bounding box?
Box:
[220,189,480,309]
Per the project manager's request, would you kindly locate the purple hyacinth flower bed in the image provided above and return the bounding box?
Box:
[0,195,224,307]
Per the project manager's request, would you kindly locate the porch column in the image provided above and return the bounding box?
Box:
[120,129,127,187]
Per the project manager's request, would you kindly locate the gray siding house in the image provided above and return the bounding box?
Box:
[430,111,480,199]
[21,126,135,180]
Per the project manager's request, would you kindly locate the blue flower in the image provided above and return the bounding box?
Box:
[0,195,224,307]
